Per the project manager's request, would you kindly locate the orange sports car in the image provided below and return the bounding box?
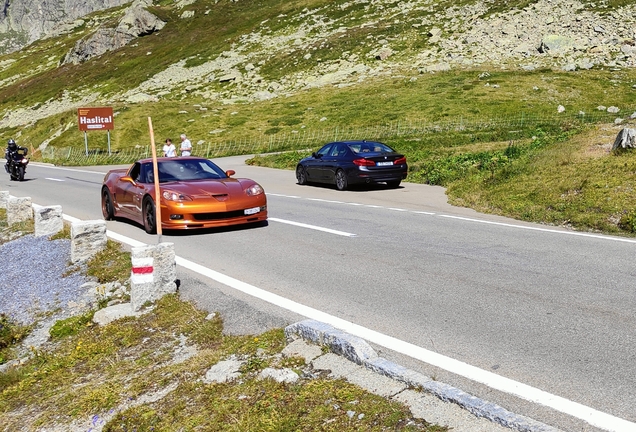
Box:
[101,157,267,233]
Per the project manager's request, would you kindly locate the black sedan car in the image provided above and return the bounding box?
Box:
[296,140,407,190]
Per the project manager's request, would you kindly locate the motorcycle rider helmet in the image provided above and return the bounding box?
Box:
[7,139,16,151]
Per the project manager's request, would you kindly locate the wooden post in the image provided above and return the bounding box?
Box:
[148,117,163,242]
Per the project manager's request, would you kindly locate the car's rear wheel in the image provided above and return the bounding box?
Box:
[296,165,307,185]
[143,197,157,234]
[386,180,401,188]
[101,188,115,220]
[335,169,348,191]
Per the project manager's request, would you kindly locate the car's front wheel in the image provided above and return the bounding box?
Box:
[296,165,307,185]
[335,169,348,191]
[101,188,115,220]
[143,197,157,234]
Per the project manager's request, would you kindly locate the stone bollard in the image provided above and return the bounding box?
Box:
[130,243,177,311]
[32,204,64,237]
[0,191,9,209]
[6,196,32,226]
[71,220,107,263]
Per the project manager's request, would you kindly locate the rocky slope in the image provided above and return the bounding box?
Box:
[1,0,636,131]
[0,0,131,55]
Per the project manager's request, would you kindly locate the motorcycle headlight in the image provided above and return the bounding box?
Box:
[245,184,264,196]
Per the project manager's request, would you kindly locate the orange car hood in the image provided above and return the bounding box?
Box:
[161,178,253,198]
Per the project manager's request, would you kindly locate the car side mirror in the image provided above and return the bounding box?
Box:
[121,175,135,184]
[226,170,236,177]
[312,152,320,159]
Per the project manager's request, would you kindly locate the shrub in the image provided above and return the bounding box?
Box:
[619,210,636,233]
[0,314,30,364]
[49,311,95,339]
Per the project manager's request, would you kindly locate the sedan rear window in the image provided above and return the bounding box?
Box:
[349,142,394,154]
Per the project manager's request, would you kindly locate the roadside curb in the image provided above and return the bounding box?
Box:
[285,319,560,432]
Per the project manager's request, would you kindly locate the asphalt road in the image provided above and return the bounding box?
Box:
[3,157,635,432]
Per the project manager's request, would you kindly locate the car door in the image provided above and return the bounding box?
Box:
[305,143,333,183]
[324,143,347,182]
[114,162,146,216]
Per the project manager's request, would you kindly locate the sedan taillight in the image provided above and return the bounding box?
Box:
[353,158,376,167]
[394,156,407,165]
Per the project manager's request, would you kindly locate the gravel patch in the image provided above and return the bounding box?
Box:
[0,235,91,325]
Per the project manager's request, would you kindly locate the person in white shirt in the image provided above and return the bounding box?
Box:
[180,134,192,156]
[163,138,176,157]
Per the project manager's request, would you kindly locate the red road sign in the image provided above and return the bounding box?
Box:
[77,107,114,131]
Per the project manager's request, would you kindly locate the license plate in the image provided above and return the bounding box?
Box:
[376,161,393,166]
[244,207,260,215]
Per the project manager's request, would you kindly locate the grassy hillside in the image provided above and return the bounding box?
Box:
[1,0,636,234]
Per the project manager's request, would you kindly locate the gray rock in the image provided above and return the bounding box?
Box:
[562,63,577,71]
[62,5,165,65]
[203,359,244,383]
[258,367,299,383]
[539,35,575,54]
[0,190,9,209]
[611,128,636,150]
[92,303,145,325]
[0,0,131,54]
[32,204,63,237]
[282,338,323,362]
[7,196,32,226]
[70,220,107,263]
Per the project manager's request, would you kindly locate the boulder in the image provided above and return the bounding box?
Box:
[0,0,131,55]
[612,128,636,150]
[62,6,165,65]
[538,35,575,54]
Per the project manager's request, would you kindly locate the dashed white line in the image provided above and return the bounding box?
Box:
[270,193,636,244]
[45,178,65,182]
[269,217,356,237]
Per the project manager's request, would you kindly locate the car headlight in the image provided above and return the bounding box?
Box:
[245,184,264,196]
[162,190,192,201]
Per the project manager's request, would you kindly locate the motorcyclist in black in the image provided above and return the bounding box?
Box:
[4,139,18,173]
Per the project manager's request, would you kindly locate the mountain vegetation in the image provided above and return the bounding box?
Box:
[1,0,636,234]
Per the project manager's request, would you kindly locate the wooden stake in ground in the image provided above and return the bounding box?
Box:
[148,117,163,242]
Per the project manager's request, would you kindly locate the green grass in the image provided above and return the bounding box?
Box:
[0,233,445,430]
[85,239,132,284]
[0,294,445,431]
[0,314,31,364]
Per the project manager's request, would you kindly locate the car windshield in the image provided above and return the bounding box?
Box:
[141,159,227,183]
[348,142,394,154]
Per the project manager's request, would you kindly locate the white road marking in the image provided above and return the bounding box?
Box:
[31,164,108,175]
[269,217,356,237]
[307,198,344,204]
[439,215,636,244]
[45,178,65,182]
[58,212,635,431]
[271,193,636,244]
[269,193,301,199]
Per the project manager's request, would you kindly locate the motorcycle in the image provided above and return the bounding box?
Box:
[5,147,29,181]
